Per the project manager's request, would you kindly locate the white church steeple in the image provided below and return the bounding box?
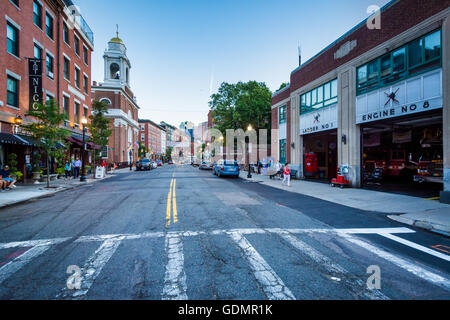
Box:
[103,25,131,88]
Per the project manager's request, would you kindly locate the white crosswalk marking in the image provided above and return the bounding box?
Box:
[0,227,448,299]
[58,239,122,299]
[0,245,50,285]
[339,232,450,291]
[228,231,296,300]
[162,233,187,300]
[275,231,389,300]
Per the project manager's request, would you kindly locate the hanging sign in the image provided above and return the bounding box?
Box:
[28,58,43,112]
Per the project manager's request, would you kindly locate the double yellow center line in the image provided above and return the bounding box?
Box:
[165,173,178,227]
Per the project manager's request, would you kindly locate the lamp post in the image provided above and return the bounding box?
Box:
[80,117,88,182]
[247,124,253,179]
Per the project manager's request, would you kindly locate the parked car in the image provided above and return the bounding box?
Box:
[213,160,240,178]
[152,161,158,169]
[199,162,213,170]
[136,159,152,171]
[156,160,162,167]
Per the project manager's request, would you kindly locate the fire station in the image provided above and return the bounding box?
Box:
[271,0,450,203]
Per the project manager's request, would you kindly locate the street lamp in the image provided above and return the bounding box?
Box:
[80,117,88,182]
[13,115,23,134]
[246,124,253,179]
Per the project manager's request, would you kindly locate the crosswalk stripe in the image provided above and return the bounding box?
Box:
[58,239,122,299]
[228,231,296,300]
[276,231,389,300]
[162,233,187,300]
[0,245,50,285]
[339,232,450,291]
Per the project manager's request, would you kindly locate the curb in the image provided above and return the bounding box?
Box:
[0,175,114,210]
[387,215,450,238]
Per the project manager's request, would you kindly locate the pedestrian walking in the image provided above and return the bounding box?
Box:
[282,162,291,187]
[64,161,71,179]
[72,158,81,178]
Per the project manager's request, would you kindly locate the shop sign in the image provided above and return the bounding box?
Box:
[356,69,442,124]
[300,104,337,135]
[28,58,43,112]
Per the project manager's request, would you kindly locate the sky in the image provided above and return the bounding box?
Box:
[75,0,391,127]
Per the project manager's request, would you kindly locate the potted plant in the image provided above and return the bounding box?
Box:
[56,167,65,179]
[7,153,18,180]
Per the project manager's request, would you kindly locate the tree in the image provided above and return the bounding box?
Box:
[166,146,173,161]
[276,82,289,92]
[208,81,272,139]
[23,100,69,188]
[88,100,112,170]
[138,142,147,159]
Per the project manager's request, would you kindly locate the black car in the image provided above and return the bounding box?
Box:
[136,159,152,171]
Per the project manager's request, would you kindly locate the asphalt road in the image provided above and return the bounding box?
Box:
[0,165,449,300]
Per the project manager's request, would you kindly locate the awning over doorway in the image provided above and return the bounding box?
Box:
[0,133,31,146]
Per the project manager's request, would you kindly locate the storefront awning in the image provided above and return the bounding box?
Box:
[0,133,31,146]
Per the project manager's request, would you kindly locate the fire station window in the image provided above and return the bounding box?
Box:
[7,76,19,108]
[33,1,42,28]
[34,44,42,59]
[10,0,19,6]
[357,65,367,88]
[7,23,19,57]
[408,38,423,68]
[45,13,53,39]
[392,47,406,73]
[330,79,337,98]
[380,54,391,78]
[279,105,286,124]
[424,30,441,62]
[311,88,317,105]
[367,61,378,84]
[317,86,323,103]
[83,46,88,65]
[324,82,331,100]
[305,92,311,108]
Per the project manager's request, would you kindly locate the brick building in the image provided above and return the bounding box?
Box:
[138,119,166,159]
[271,0,450,203]
[0,0,94,177]
[92,32,139,167]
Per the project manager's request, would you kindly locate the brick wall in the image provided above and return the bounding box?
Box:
[290,0,450,92]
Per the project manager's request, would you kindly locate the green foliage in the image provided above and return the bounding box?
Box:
[138,142,147,158]
[7,153,18,173]
[276,82,289,92]
[166,146,173,160]
[32,152,42,173]
[208,81,272,138]
[56,167,65,175]
[13,171,23,181]
[89,100,112,160]
[23,100,69,187]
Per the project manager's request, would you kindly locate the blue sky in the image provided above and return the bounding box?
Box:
[76,0,391,127]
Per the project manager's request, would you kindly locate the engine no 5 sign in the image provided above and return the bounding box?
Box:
[356,68,442,124]
[28,58,43,111]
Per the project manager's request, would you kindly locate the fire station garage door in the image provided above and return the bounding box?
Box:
[361,110,443,199]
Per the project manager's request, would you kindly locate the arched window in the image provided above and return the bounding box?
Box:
[110,63,120,80]
[126,68,129,83]
[100,98,112,105]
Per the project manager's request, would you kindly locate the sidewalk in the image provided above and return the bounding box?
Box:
[0,173,115,209]
[239,171,450,236]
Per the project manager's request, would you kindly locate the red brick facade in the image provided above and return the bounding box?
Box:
[0,0,93,130]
